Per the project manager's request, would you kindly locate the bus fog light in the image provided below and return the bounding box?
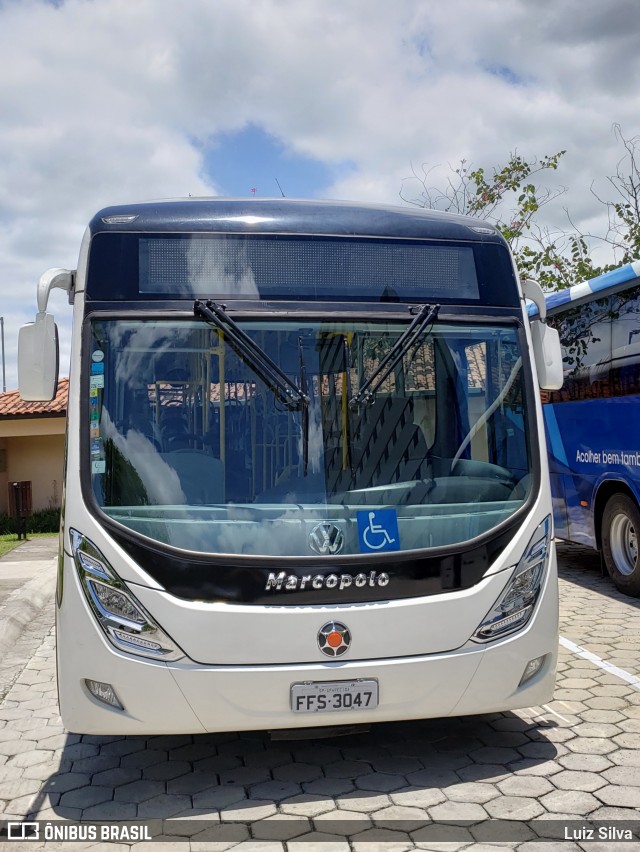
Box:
[84,679,124,710]
[70,528,186,662]
[519,655,546,686]
[473,516,552,643]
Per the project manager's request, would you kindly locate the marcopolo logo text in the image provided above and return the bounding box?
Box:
[265,571,390,592]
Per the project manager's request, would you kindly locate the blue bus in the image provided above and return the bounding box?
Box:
[542,260,640,595]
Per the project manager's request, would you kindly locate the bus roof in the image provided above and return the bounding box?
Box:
[528,259,640,318]
[89,197,507,244]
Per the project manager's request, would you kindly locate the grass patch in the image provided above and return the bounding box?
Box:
[0,532,58,559]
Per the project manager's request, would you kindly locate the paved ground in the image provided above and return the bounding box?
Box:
[0,537,57,608]
[0,537,57,706]
[0,539,639,849]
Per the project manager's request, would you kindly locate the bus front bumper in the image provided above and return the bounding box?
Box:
[57,558,559,735]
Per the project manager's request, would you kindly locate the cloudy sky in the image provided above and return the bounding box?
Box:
[1,0,639,388]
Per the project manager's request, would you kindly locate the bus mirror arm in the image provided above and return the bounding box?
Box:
[37,268,74,314]
[522,278,546,321]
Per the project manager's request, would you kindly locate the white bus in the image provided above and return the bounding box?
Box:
[19,199,562,735]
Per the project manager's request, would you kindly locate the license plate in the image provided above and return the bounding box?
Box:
[291,679,379,713]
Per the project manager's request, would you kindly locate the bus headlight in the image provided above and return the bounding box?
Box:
[473,516,551,643]
[69,529,185,662]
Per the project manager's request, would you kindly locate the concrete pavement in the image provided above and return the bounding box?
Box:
[0,536,58,606]
[0,536,57,703]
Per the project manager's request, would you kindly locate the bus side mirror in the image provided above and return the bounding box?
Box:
[530,320,563,391]
[18,312,59,401]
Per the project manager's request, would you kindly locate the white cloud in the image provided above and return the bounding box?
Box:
[1,0,639,387]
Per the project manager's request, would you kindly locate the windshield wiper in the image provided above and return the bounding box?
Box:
[194,300,309,410]
[349,303,440,408]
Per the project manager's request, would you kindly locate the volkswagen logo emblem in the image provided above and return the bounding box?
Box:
[309,522,344,555]
[318,621,351,657]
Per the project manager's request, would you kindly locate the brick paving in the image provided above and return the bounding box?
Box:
[0,541,639,849]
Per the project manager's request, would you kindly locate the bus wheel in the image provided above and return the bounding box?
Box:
[602,494,640,596]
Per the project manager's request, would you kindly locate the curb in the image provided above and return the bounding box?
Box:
[0,558,57,661]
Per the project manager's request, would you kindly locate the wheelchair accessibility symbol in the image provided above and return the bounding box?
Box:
[357,509,400,553]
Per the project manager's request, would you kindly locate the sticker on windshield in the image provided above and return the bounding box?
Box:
[357,509,400,553]
[92,350,104,362]
[90,374,105,389]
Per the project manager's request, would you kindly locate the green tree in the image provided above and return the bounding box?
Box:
[400,150,594,290]
[582,124,640,266]
[400,127,640,291]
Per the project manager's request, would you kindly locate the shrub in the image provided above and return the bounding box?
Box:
[0,507,61,536]
[27,508,61,533]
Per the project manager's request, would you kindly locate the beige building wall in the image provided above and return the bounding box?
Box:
[0,420,66,514]
[0,437,6,514]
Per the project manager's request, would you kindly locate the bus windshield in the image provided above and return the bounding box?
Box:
[88,317,531,556]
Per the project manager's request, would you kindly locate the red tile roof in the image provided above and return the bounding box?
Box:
[0,377,68,418]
